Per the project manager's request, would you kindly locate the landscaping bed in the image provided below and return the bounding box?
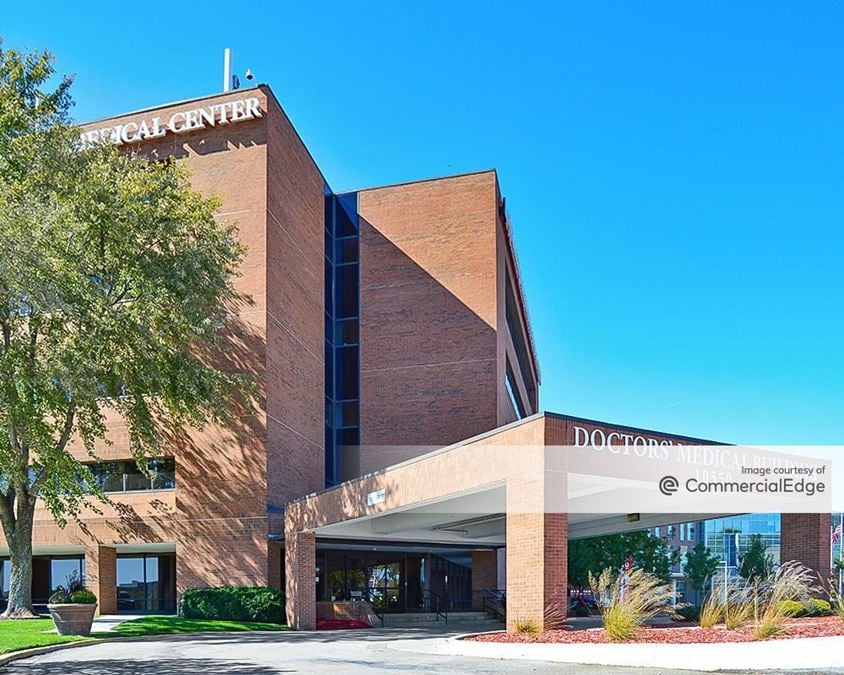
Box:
[466,616,844,644]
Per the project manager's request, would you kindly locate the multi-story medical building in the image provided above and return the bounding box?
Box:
[0,84,832,629]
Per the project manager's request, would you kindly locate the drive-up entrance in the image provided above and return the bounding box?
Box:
[284,413,832,631]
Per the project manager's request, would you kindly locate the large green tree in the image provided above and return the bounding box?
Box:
[738,534,774,582]
[568,530,678,589]
[683,542,721,594]
[0,42,246,616]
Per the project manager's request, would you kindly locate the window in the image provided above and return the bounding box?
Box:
[50,558,85,592]
[90,458,175,493]
[335,265,359,318]
[1,555,84,606]
[117,554,176,612]
[335,319,359,346]
[324,190,361,487]
[335,402,359,427]
[505,358,527,419]
[335,237,359,264]
[505,273,537,411]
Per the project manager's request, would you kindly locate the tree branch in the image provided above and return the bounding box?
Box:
[29,403,75,498]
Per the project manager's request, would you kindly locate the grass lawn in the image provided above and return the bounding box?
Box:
[111,616,290,637]
[0,615,289,657]
[0,618,86,655]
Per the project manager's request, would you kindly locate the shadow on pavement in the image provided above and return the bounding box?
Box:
[5,658,294,675]
[91,625,484,645]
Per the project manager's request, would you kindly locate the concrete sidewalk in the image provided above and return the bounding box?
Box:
[390,633,844,672]
[90,614,144,632]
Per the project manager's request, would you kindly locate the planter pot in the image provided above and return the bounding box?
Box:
[47,603,98,636]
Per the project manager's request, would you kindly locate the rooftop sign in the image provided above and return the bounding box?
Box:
[80,96,263,146]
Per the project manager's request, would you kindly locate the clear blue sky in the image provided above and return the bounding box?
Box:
[4,2,842,444]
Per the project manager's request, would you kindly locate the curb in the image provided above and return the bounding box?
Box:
[0,638,106,668]
[388,633,844,672]
[0,630,289,669]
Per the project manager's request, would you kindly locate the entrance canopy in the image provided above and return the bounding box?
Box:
[284,412,832,630]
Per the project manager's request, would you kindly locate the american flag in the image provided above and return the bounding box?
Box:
[833,522,843,545]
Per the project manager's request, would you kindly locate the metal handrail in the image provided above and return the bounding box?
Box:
[422,589,448,624]
[361,585,389,627]
[482,588,506,621]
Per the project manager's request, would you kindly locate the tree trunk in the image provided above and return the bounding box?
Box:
[1,503,37,619]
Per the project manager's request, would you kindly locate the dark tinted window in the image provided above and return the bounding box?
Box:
[90,459,175,492]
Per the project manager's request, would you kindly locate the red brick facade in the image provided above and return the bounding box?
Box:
[285,532,316,630]
[2,86,325,608]
[357,172,539,473]
[781,513,832,583]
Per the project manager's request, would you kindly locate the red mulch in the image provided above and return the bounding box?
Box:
[466,616,844,644]
[316,618,371,630]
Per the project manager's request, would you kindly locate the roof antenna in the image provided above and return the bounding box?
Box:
[223,48,233,92]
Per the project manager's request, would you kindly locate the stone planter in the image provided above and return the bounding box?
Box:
[47,603,98,636]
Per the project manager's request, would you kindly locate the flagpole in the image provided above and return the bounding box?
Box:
[835,513,844,596]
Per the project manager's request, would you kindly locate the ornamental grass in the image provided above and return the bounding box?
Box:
[589,567,675,642]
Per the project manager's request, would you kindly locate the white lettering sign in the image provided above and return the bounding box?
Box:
[366,489,386,507]
[80,96,263,146]
[573,424,675,460]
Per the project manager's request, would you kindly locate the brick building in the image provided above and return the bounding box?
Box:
[0,85,832,628]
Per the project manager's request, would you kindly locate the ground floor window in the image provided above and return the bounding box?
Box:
[316,549,472,613]
[116,554,176,612]
[0,555,85,607]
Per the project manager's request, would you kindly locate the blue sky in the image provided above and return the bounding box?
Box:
[4,2,842,444]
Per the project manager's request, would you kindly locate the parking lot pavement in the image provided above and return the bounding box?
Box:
[7,628,843,674]
[2,628,702,674]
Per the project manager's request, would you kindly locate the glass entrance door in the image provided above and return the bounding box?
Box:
[364,562,401,614]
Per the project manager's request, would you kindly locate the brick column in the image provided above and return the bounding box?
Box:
[471,549,499,609]
[285,532,316,630]
[781,513,832,586]
[85,545,116,615]
[505,473,567,632]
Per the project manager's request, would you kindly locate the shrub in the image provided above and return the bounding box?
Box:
[675,604,700,622]
[589,567,675,642]
[754,613,787,639]
[699,591,723,629]
[777,600,804,618]
[826,578,844,622]
[801,598,832,617]
[69,589,97,604]
[512,616,540,637]
[48,571,96,604]
[699,602,721,629]
[544,602,568,630]
[180,586,285,623]
[602,602,640,641]
[574,604,591,618]
[724,600,753,630]
[751,561,818,640]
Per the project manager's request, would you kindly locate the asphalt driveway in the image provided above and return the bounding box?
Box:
[6,627,841,674]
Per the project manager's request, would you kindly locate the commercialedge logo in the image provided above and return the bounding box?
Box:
[80,96,263,146]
